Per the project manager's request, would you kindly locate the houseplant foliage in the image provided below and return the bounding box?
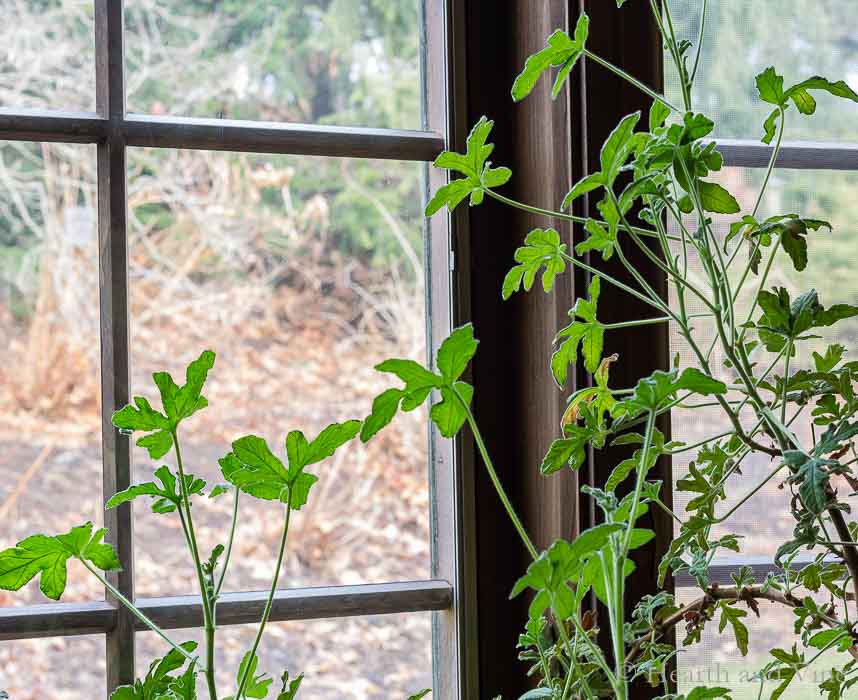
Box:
[395,0,858,698]
[0,350,429,700]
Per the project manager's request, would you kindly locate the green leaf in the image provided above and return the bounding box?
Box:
[136,430,174,460]
[784,76,858,107]
[807,628,844,650]
[220,435,290,503]
[276,671,305,700]
[561,172,604,210]
[718,603,749,656]
[407,692,432,700]
[756,67,785,106]
[107,465,205,515]
[430,382,473,438]
[152,350,215,428]
[361,388,406,442]
[113,351,215,460]
[762,108,781,145]
[300,420,362,468]
[226,652,272,700]
[0,522,120,600]
[683,112,715,141]
[780,218,831,271]
[111,642,199,700]
[541,429,588,474]
[426,117,512,215]
[649,98,671,130]
[785,451,833,515]
[511,16,589,102]
[575,219,616,261]
[221,423,357,511]
[112,396,170,433]
[600,112,642,185]
[437,323,479,383]
[686,688,732,700]
[503,228,568,298]
[614,367,726,417]
[552,276,603,384]
[511,524,622,600]
[288,472,319,510]
[697,181,740,214]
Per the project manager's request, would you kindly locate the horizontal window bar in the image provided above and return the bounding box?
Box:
[0,108,107,143]
[673,555,819,588]
[0,108,445,162]
[124,114,445,161]
[0,579,452,641]
[0,600,116,640]
[717,138,858,170]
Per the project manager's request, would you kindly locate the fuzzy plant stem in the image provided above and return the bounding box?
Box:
[235,504,293,699]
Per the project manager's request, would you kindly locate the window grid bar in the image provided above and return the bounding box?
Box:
[717,137,858,170]
[674,558,810,588]
[0,108,445,161]
[0,580,453,641]
[95,0,135,690]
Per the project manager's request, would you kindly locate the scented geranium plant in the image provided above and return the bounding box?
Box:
[363,1,858,699]
[0,350,430,700]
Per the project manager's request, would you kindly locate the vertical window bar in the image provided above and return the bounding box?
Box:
[424,1,477,698]
[95,0,135,691]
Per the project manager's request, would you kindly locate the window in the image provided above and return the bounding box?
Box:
[0,1,465,698]
[664,1,858,695]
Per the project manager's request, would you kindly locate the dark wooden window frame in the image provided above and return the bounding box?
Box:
[0,1,474,696]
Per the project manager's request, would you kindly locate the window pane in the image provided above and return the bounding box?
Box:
[675,588,842,699]
[0,0,95,112]
[671,168,858,563]
[136,613,432,699]
[665,0,858,142]
[0,634,105,698]
[125,0,425,129]
[127,148,430,595]
[0,141,103,605]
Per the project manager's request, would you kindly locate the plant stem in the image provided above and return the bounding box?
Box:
[690,0,708,84]
[601,311,712,331]
[215,488,240,597]
[453,385,538,560]
[583,49,681,113]
[558,251,669,313]
[752,107,786,218]
[172,432,218,699]
[486,189,672,241]
[83,560,197,664]
[781,341,792,423]
[235,504,293,699]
